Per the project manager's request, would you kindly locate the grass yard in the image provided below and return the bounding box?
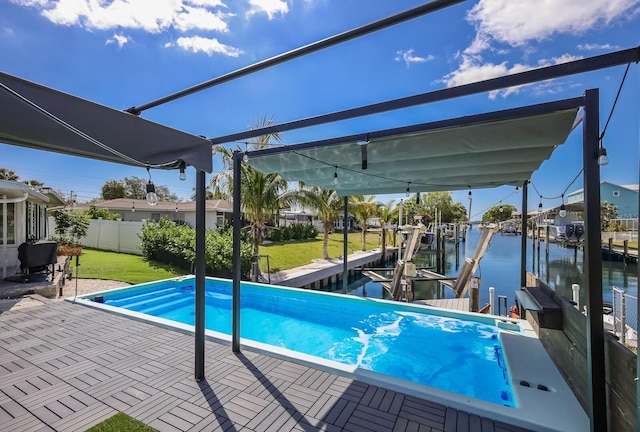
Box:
[86,413,156,432]
[259,232,383,272]
[77,232,384,282]
[75,249,185,284]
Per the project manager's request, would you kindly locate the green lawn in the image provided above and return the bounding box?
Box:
[259,232,382,272]
[86,413,156,432]
[76,232,383,282]
[75,249,185,284]
[611,241,638,249]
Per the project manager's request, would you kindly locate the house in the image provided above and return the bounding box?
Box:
[567,181,638,219]
[1,180,66,278]
[79,198,233,229]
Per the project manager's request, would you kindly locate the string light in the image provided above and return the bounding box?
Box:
[597,147,609,166]
[131,201,136,213]
[145,165,158,206]
[405,182,411,197]
[243,152,249,163]
[179,162,186,181]
[333,166,339,185]
[559,194,566,217]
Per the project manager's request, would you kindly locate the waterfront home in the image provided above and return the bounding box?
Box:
[568,181,639,218]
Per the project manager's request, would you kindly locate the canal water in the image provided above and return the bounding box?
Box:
[323,227,638,314]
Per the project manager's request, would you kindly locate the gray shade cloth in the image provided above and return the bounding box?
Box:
[248,108,579,196]
[0,71,212,173]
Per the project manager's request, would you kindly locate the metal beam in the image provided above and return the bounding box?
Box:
[232,151,242,352]
[582,89,607,431]
[343,196,349,294]
[127,0,465,114]
[194,169,206,380]
[520,180,528,289]
[211,47,639,145]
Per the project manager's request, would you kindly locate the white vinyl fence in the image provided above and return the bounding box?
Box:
[49,217,144,255]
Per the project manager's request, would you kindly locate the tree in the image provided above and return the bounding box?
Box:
[210,115,285,257]
[601,201,618,230]
[407,191,469,223]
[378,199,398,255]
[0,168,19,181]
[51,210,89,246]
[349,195,380,251]
[101,180,126,199]
[482,204,517,223]
[86,205,120,220]
[283,187,344,260]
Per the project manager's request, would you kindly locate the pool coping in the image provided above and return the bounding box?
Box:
[67,276,589,432]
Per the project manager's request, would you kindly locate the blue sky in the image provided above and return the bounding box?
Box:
[1,0,639,217]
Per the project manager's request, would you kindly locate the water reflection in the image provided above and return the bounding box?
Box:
[321,227,638,308]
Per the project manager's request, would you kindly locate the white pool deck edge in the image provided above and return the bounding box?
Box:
[67,276,589,432]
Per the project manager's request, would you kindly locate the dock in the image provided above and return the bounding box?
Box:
[412,298,470,311]
[601,239,638,264]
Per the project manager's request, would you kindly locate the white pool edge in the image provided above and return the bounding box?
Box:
[66,277,589,432]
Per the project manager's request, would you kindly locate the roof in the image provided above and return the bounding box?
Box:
[0,180,66,206]
[80,198,232,212]
[567,182,640,197]
[0,71,212,173]
[247,101,580,196]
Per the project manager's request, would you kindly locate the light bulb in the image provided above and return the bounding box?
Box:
[146,181,158,206]
[243,153,249,163]
[597,147,609,166]
[559,203,566,218]
[538,202,543,213]
[333,167,338,185]
[499,205,503,213]
[179,167,186,181]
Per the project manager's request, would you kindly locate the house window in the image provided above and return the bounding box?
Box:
[151,213,161,221]
[1,203,16,244]
[613,191,620,197]
[174,213,185,223]
[216,213,226,227]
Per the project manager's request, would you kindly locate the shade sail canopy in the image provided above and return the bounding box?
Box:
[248,103,580,196]
[0,71,212,173]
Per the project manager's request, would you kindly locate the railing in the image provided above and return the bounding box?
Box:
[602,231,639,243]
[612,287,638,350]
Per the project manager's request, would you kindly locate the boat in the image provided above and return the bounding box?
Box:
[549,222,585,244]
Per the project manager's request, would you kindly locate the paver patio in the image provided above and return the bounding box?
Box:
[0,301,531,431]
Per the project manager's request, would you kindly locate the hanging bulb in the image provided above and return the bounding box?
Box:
[243,153,249,163]
[406,183,411,197]
[468,190,472,200]
[146,181,158,205]
[131,202,135,213]
[559,203,567,218]
[179,165,186,181]
[598,147,609,166]
[499,205,504,213]
[538,201,543,213]
[515,186,519,194]
[175,203,179,213]
[333,166,339,185]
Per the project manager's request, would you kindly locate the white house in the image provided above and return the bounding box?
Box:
[79,198,233,229]
[1,180,66,279]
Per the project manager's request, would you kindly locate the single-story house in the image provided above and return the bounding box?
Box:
[567,181,638,219]
[78,198,233,229]
[1,180,66,278]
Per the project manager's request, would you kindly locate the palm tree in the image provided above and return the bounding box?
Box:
[282,187,344,260]
[349,195,380,251]
[210,116,285,256]
[378,199,398,257]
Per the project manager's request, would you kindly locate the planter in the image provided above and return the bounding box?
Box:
[57,244,83,256]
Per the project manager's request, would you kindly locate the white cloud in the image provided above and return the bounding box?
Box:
[12,0,231,33]
[394,49,434,66]
[106,33,131,47]
[577,43,620,51]
[247,0,288,20]
[441,52,584,99]
[466,0,640,51]
[166,36,242,56]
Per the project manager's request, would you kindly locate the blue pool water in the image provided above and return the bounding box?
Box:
[91,277,515,407]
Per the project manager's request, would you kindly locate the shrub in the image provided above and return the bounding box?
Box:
[138,218,253,278]
[51,210,89,246]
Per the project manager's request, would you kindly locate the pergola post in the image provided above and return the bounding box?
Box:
[343,196,349,294]
[232,151,242,352]
[583,88,607,431]
[194,169,206,380]
[520,180,528,288]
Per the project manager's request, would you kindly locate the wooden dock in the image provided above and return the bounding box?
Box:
[601,239,638,264]
[412,298,470,311]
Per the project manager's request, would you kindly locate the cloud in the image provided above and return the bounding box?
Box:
[247,0,288,20]
[394,49,435,66]
[441,53,584,99]
[577,43,620,51]
[166,36,242,57]
[11,0,231,33]
[466,0,640,51]
[106,33,131,47]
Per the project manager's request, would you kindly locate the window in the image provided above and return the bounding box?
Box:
[613,191,620,197]
[216,213,226,227]
[0,203,16,244]
[151,213,161,221]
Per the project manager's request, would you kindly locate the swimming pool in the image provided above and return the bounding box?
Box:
[71,276,589,431]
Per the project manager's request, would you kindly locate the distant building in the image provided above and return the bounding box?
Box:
[77,198,233,229]
[567,181,638,218]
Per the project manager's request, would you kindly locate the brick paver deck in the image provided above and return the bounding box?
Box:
[0,302,531,432]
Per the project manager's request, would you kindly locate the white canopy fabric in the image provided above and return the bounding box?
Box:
[0,71,212,173]
[248,107,579,196]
